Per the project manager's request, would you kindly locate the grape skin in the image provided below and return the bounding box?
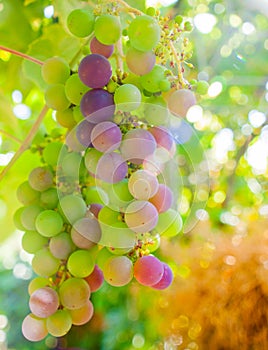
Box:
[90,36,114,58]
[22,314,48,342]
[29,287,59,318]
[134,255,164,286]
[59,277,91,310]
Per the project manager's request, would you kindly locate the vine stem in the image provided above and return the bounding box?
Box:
[169,41,187,88]
[0,105,49,181]
[104,0,143,16]
[0,45,43,65]
[115,37,124,71]
[0,129,22,144]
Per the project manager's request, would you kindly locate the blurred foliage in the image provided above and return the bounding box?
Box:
[0,0,267,349]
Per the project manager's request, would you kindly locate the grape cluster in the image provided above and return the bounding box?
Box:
[15,3,204,343]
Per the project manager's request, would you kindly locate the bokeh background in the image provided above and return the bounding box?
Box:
[0,0,267,349]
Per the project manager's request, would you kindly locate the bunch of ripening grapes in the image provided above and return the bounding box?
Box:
[14,3,206,343]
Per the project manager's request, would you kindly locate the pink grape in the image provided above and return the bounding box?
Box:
[120,129,157,164]
[89,203,103,218]
[78,54,112,88]
[124,200,158,233]
[29,287,59,318]
[90,36,114,58]
[149,184,173,213]
[91,121,122,153]
[80,89,115,123]
[22,314,48,342]
[71,217,102,248]
[149,126,175,155]
[151,262,173,290]
[167,89,196,118]
[134,255,164,286]
[128,170,159,200]
[84,265,104,292]
[126,47,155,75]
[96,152,128,183]
[76,119,95,147]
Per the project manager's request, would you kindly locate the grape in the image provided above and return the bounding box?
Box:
[73,105,84,123]
[96,152,128,183]
[78,54,112,89]
[103,256,133,287]
[22,230,48,254]
[84,265,104,292]
[32,247,60,277]
[61,151,82,178]
[96,248,114,270]
[144,96,170,125]
[20,205,43,231]
[148,126,175,154]
[91,121,122,152]
[114,84,141,112]
[151,262,173,289]
[49,232,75,259]
[28,167,53,192]
[107,246,131,255]
[155,208,183,237]
[40,187,58,209]
[89,203,103,218]
[71,217,102,248]
[80,89,115,123]
[67,249,95,278]
[167,89,196,118]
[46,309,72,337]
[28,277,49,295]
[149,184,173,213]
[147,233,161,253]
[76,119,95,147]
[29,287,59,318]
[59,277,90,309]
[85,148,103,175]
[17,181,40,205]
[35,210,63,237]
[133,255,164,286]
[45,84,70,111]
[69,299,94,326]
[55,108,76,129]
[58,194,87,225]
[41,56,70,84]
[140,65,166,93]
[22,314,48,342]
[196,80,209,95]
[90,36,114,58]
[105,178,133,211]
[100,221,136,249]
[67,9,95,38]
[120,129,157,165]
[124,200,158,233]
[128,170,159,200]
[98,206,120,224]
[65,128,87,152]
[84,186,109,206]
[65,73,89,105]
[94,14,121,45]
[13,207,26,230]
[43,142,67,167]
[128,15,160,52]
[126,47,155,75]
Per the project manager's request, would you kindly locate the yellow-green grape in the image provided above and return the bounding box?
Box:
[55,108,76,129]
[73,105,84,123]
[140,65,166,93]
[67,9,95,38]
[20,205,43,231]
[69,300,94,326]
[175,15,183,25]
[184,21,193,32]
[40,188,59,209]
[32,247,60,277]
[28,277,49,295]
[65,73,89,105]
[61,151,83,178]
[59,277,90,309]
[22,230,48,254]
[46,309,72,337]
[94,14,121,45]
[83,186,109,206]
[67,249,95,278]
[196,80,209,95]
[155,208,183,237]
[41,57,70,84]
[114,84,142,112]
[58,194,87,225]
[17,181,40,205]
[14,207,26,231]
[103,256,133,287]
[45,84,70,111]
[144,96,170,125]
[43,142,67,167]
[35,210,63,237]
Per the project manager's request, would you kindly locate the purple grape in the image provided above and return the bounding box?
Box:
[96,152,128,183]
[91,121,122,153]
[149,126,175,153]
[151,262,173,290]
[84,265,104,292]
[76,119,95,147]
[80,89,115,123]
[78,54,112,88]
[90,36,114,58]
[120,129,157,164]
[89,203,103,218]
[134,255,164,286]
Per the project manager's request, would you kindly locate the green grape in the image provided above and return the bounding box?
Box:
[13,207,26,230]
[83,186,109,206]
[61,151,83,178]
[73,105,84,123]
[99,220,136,250]
[103,256,133,287]
[144,96,170,125]
[154,208,183,237]
[17,181,40,205]
[41,56,70,84]
[147,234,161,253]
[20,205,43,231]
[22,230,48,254]
[175,15,183,25]
[28,167,54,192]
[32,247,60,277]
[67,249,95,278]
[45,84,70,111]
[28,277,49,295]
[65,73,89,105]
[35,210,63,237]
[58,194,87,225]
[59,277,90,309]
[114,84,142,112]
[49,232,75,259]
[84,148,102,175]
[94,14,121,45]
[46,309,72,337]
[146,7,156,16]
[105,179,133,211]
[67,9,95,38]
[196,80,209,95]
[55,107,76,129]
[184,21,193,31]
[159,79,171,92]
[96,247,114,270]
[140,65,166,93]
[40,187,59,209]
[43,142,67,167]
[128,15,160,52]
[107,246,132,255]
[98,206,120,225]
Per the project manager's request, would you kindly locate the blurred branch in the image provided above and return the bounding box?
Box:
[0,45,43,65]
[0,129,22,144]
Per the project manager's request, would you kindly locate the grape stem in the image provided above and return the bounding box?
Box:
[0,105,49,181]
[105,0,143,16]
[0,129,22,144]
[115,37,124,71]
[169,41,187,88]
[0,45,43,65]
